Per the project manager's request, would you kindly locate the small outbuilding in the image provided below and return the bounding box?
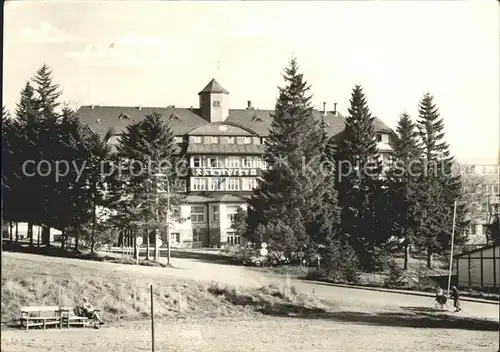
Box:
[455,244,500,290]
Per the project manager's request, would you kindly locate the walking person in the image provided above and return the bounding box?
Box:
[450,286,461,312]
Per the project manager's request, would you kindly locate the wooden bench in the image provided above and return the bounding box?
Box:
[59,306,101,329]
[20,306,62,330]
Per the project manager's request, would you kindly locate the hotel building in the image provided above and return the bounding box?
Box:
[78,78,394,248]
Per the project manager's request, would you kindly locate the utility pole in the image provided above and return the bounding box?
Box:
[447,200,458,297]
[166,178,171,266]
[154,176,159,261]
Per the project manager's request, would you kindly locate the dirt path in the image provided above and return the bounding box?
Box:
[2,315,498,352]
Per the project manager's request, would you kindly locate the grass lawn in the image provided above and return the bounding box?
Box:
[1,251,498,352]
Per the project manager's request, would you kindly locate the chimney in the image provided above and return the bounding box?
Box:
[91,104,94,110]
[247,100,253,109]
[322,102,326,115]
[333,102,337,115]
[138,105,142,110]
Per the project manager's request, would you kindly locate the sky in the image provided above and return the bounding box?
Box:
[3,0,499,164]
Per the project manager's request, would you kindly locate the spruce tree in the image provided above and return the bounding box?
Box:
[13,82,44,244]
[416,93,466,268]
[386,113,422,269]
[335,85,388,270]
[32,64,62,124]
[116,112,184,261]
[246,58,340,254]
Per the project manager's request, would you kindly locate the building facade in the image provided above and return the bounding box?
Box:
[462,163,500,246]
[78,78,395,248]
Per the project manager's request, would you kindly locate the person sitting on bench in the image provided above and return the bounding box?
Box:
[81,297,104,325]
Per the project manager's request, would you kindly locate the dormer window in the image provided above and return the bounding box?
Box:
[170,113,180,120]
[376,134,382,142]
[192,136,202,144]
[204,136,219,144]
[227,136,235,144]
[213,100,221,107]
[174,137,183,144]
[252,115,263,122]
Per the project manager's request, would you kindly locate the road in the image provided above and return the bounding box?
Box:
[2,251,499,351]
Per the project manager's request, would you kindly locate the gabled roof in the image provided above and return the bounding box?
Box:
[198,78,229,95]
[77,106,207,136]
[78,106,394,139]
[455,244,499,257]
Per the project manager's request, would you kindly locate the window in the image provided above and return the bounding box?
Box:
[226,178,241,191]
[227,136,235,144]
[207,157,221,168]
[376,134,382,142]
[226,156,240,168]
[174,136,183,144]
[226,232,241,245]
[482,225,489,235]
[190,206,205,222]
[481,202,489,213]
[243,178,256,191]
[226,206,240,223]
[192,136,202,144]
[192,157,202,168]
[175,179,186,192]
[242,157,253,168]
[213,100,221,107]
[170,232,180,243]
[192,178,206,191]
[261,138,266,144]
[209,178,225,191]
[212,205,220,222]
[464,223,476,236]
[193,229,203,242]
[204,136,219,144]
[491,184,499,195]
[243,137,252,144]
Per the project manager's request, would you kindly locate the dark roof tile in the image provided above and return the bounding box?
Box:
[198,78,229,95]
[187,144,264,155]
[78,106,394,138]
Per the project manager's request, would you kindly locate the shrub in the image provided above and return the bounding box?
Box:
[384,259,405,288]
[321,240,360,284]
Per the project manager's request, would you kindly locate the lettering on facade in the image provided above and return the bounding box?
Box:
[193,168,257,176]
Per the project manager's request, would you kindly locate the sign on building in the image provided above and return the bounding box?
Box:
[193,168,257,176]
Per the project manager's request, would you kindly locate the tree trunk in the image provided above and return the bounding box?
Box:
[427,246,433,269]
[133,228,137,259]
[41,225,51,247]
[145,228,150,260]
[75,225,80,252]
[9,221,13,242]
[91,200,96,254]
[403,242,410,270]
[61,228,66,250]
[15,222,18,243]
[153,229,158,261]
[28,223,33,246]
[37,226,41,247]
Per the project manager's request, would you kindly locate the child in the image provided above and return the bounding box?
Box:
[435,288,447,309]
